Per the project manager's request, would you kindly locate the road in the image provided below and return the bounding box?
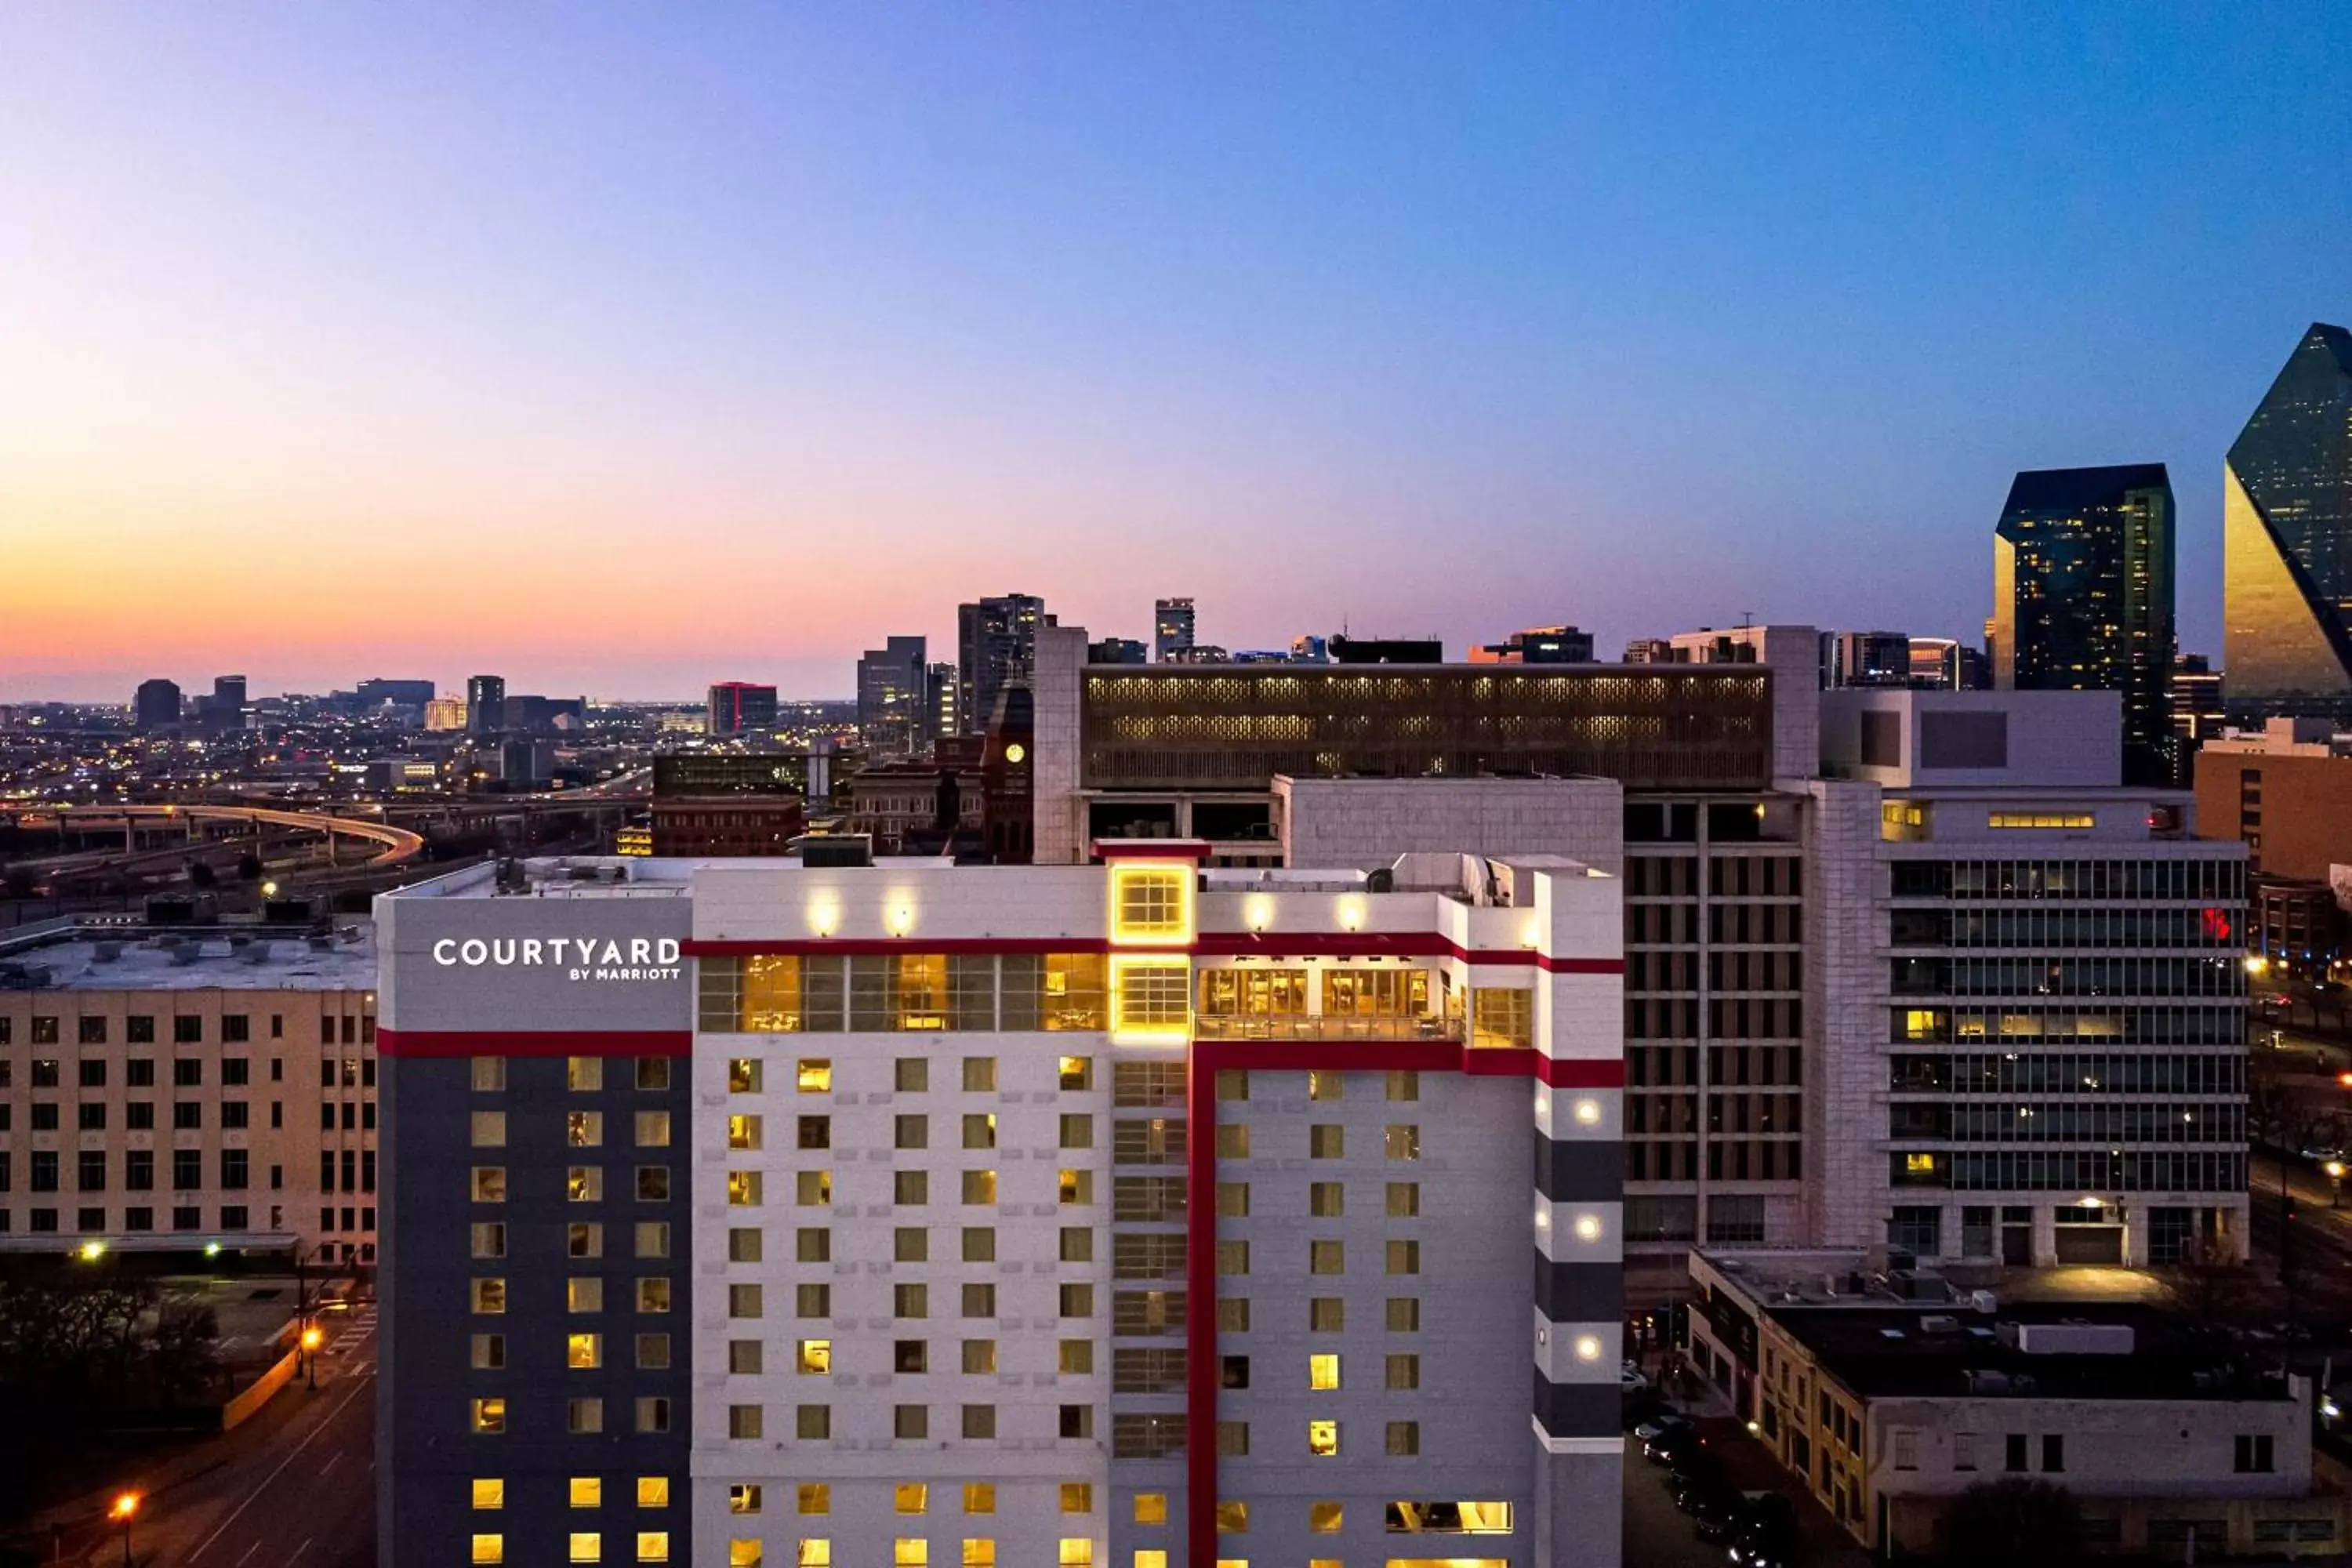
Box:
[107,1303,376,1568]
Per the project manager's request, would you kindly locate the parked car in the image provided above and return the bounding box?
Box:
[1644,1426,1702,1466]
[1633,1411,1693,1443]
[1621,1361,1652,1395]
[1690,1490,1748,1541]
[1729,1494,1802,1568]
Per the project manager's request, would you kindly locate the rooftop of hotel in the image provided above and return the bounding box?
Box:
[384,855,703,900]
[0,917,377,993]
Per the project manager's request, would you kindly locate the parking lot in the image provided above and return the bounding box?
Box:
[1624,1416,1874,1568]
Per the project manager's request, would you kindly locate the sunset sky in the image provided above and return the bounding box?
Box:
[4,5,2349,701]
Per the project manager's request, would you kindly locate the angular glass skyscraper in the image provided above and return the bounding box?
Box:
[2224,322,2352,721]
[1992,464,2176,786]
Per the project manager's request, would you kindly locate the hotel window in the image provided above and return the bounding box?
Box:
[1060,1169,1094,1205]
[798,1116,831,1150]
[730,1485,764,1515]
[962,1171,997,1205]
[1112,865,1190,942]
[895,1406,929,1440]
[1386,1182,1421,1218]
[637,1278,671,1313]
[731,1284,764,1319]
[1307,1071,1343,1102]
[1307,1420,1339,1457]
[471,1334,505,1370]
[1199,967,1308,1017]
[635,1334,670,1370]
[1214,1497,1249,1530]
[897,1171,930,1206]
[1309,1298,1343,1331]
[1133,1494,1167,1525]
[1386,1298,1421,1331]
[963,1228,996,1262]
[568,1167,604,1203]
[1471,989,1532,1048]
[797,1171,833,1205]
[963,1542,996,1568]
[471,1224,507,1259]
[1308,1126,1343,1160]
[1112,960,1189,1035]
[472,1112,507,1147]
[637,1478,670,1509]
[801,1283,833,1317]
[1309,1353,1341,1390]
[731,1114,765,1152]
[729,1172,764,1207]
[473,1058,506,1092]
[729,1340,764,1374]
[729,1058,764,1094]
[729,1406,764,1439]
[470,1279,507,1315]
[1308,1240,1343,1276]
[569,1534,601,1563]
[895,1283,927,1318]
[1386,1353,1420,1390]
[1308,1182,1342,1217]
[962,1113,996,1150]
[635,1397,671,1434]
[635,1057,670,1091]
[728,1226,764,1263]
[1324,967,1429,1018]
[567,1399,604,1434]
[1059,1114,1094,1149]
[472,1167,507,1203]
[1058,1544,1094,1568]
[896,1115,930,1150]
[568,1058,604,1092]
[474,1480,505,1511]
[960,1338,996,1374]
[793,1544,826,1568]
[895,1227,928,1262]
[731,1545,766,1568]
[1385,1125,1421,1161]
[1060,1405,1094,1439]
[1309,1502,1342,1534]
[636,1534,670,1564]
[963,1483,995,1515]
[472,1537,503,1565]
[1059,1340,1093,1374]
[568,1223,602,1258]
[568,1334,602,1369]
[572,1478,604,1508]
[1386,1069,1420,1102]
[1216,1182,1250,1218]
[1216,1124,1250,1159]
[893,1542,927,1568]
[1385,1421,1420,1456]
[1216,1241,1250,1277]
[1059,1055,1094,1091]
[1215,1069,1249,1101]
[635,1112,671,1148]
[962,1056,998,1093]
[963,1283,997,1318]
[471,1397,507,1434]
[895,1058,929,1092]
[569,1278,604,1312]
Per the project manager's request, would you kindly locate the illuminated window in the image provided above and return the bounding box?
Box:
[471,1167,506,1203]
[1471,989,1531,1048]
[729,1171,764,1207]
[797,1058,830,1093]
[1060,1169,1093,1205]
[568,1167,603,1203]
[472,1334,505,1369]
[470,1278,506,1314]
[894,1541,929,1568]
[1060,1484,1093,1515]
[473,1479,505,1511]
[636,1533,670,1563]
[471,1111,506,1147]
[731,1116,765,1151]
[472,1057,506,1091]
[637,1478,670,1508]
[731,1486,764,1515]
[728,1058,764,1093]
[1112,959,1191,1035]
[471,1536,504,1565]
[471,1397,506,1434]
[637,1277,671,1313]
[1309,1502,1342,1534]
[1110,865,1192,945]
[1308,1419,1339,1456]
[798,1340,831,1375]
[1133,1555,1167,1568]
[1987,812,2096,830]
[963,1170,997,1204]
[794,1544,827,1568]
[964,1483,996,1515]
[566,1222,601,1258]
[962,1543,996,1568]
[1309,1353,1340,1390]
[729,1542,764,1568]
[1059,1055,1094,1091]
[572,1478,604,1508]
[568,1111,604,1148]
[568,1532,602,1563]
[634,1111,671,1148]
[1133,1494,1168,1525]
[1385,1124,1421,1161]
[1058,1542,1094,1568]
[568,1333,601,1369]
[1385,1501,1515,1534]
[1905,1153,1937,1174]
[1214,1501,1249,1534]
[895,1483,928,1515]
[797,1484,830,1515]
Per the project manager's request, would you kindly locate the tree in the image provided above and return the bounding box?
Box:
[1940,1478,2085,1566]
[235,851,263,883]
[186,861,217,890]
[147,1298,220,1410]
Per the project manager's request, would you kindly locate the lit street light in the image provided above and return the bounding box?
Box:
[2328,1161,2346,1209]
[111,1492,138,1567]
[302,1324,324,1388]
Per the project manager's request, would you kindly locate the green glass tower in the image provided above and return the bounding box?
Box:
[1992,463,2177,786]
[2224,322,2352,721]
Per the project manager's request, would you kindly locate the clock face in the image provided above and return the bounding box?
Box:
[1004,743,1025,764]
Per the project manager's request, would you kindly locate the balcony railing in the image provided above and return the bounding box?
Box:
[1191,1014,1465,1044]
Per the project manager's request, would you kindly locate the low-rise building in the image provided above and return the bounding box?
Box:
[0,915,380,1266]
[1687,1249,2342,1559]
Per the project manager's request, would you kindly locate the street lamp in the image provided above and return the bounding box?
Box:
[111,1492,138,1567]
[302,1325,324,1388]
[2328,1161,2345,1210]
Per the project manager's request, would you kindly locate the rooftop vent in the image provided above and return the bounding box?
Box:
[92,941,124,963]
[168,943,205,966]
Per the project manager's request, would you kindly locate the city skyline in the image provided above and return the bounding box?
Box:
[5,6,2351,700]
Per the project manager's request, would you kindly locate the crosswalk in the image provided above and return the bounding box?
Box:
[315,1301,379,1364]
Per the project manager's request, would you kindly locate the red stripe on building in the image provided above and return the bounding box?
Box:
[377,1028,693,1058]
[685,931,1624,972]
[683,937,1112,958]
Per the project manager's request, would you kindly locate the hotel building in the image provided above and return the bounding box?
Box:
[0,916,379,1265]
[375,843,1628,1568]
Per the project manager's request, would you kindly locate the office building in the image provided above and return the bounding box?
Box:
[1471,626,1596,664]
[374,841,1627,1568]
[843,759,984,853]
[197,675,249,734]
[426,698,469,732]
[1820,632,1913,690]
[1992,464,2179,786]
[2250,878,2346,978]
[1287,636,1330,665]
[649,755,806,858]
[708,684,781,739]
[1621,639,1674,665]
[1090,638,1149,666]
[1815,688,2248,1266]
[2193,718,2352,882]
[927,662,959,742]
[356,678,438,718]
[2224,323,2352,723]
[957,593,1049,738]
[1686,1250,2335,1558]
[2172,655,2227,760]
[1327,635,1442,664]
[505,695,589,735]
[855,640,929,757]
[467,677,508,737]
[134,677,183,732]
[1152,597,1196,663]
[1906,638,1989,691]
[0,915,380,1265]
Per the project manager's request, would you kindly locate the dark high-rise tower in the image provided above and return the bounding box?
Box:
[466,674,506,735]
[1993,464,2176,786]
[2224,322,2352,722]
[133,677,182,732]
[954,593,1046,737]
[854,637,927,755]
